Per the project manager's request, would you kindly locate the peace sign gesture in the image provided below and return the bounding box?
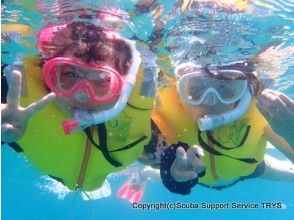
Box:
[171,145,205,182]
[1,70,56,143]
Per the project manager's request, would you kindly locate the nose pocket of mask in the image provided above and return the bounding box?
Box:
[202,92,218,105]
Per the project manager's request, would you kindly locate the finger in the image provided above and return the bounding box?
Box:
[264,94,288,115]
[189,145,204,157]
[171,169,198,182]
[266,90,294,107]
[7,70,21,109]
[174,147,188,166]
[260,90,287,108]
[278,93,294,107]
[1,123,19,143]
[191,157,206,174]
[186,145,203,166]
[259,90,279,103]
[257,94,287,117]
[25,92,56,117]
[1,123,15,133]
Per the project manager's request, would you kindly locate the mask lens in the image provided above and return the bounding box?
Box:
[214,79,247,102]
[58,63,83,91]
[184,75,208,100]
[179,72,247,105]
[90,72,117,98]
[42,57,123,104]
[56,62,120,99]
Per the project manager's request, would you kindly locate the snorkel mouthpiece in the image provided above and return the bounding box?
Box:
[62,119,81,135]
[198,87,252,131]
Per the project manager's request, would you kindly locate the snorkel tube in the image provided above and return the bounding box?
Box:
[198,87,252,131]
[62,38,141,134]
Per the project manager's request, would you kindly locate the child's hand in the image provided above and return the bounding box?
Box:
[170,145,205,182]
[1,70,56,143]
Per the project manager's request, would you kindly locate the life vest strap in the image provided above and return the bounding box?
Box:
[198,130,257,164]
[127,102,153,111]
[109,135,148,153]
[207,132,219,181]
[84,124,147,167]
[206,126,251,150]
[84,125,122,167]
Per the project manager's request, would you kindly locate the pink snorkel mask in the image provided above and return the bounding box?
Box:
[37,20,142,135]
[38,22,123,104]
[43,57,123,104]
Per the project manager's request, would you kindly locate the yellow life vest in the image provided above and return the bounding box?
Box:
[180,0,249,12]
[17,56,154,191]
[233,0,250,12]
[1,24,35,48]
[152,85,268,185]
[1,24,34,35]
[181,0,194,11]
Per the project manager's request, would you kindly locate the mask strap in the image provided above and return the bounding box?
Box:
[84,125,122,167]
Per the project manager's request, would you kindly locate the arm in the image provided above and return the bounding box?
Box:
[259,89,294,162]
[264,125,294,163]
[260,154,294,181]
[257,89,294,148]
[139,165,161,181]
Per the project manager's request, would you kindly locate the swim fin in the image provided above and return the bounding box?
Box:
[117,176,145,203]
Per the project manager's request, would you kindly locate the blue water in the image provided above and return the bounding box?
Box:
[1,1,294,220]
[2,144,294,220]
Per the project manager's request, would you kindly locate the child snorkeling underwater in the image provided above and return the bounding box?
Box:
[125,0,293,196]
[1,10,156,192]
[109,0,294,199]
[148,56,294,194]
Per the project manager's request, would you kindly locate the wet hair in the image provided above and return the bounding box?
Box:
[205,60,260,96]
[43,21,132,75]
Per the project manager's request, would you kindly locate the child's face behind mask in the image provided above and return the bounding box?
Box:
[44,25,132,112]
[180,98,235,122]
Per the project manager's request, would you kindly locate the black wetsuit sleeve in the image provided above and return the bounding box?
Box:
[1,64,8,103]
